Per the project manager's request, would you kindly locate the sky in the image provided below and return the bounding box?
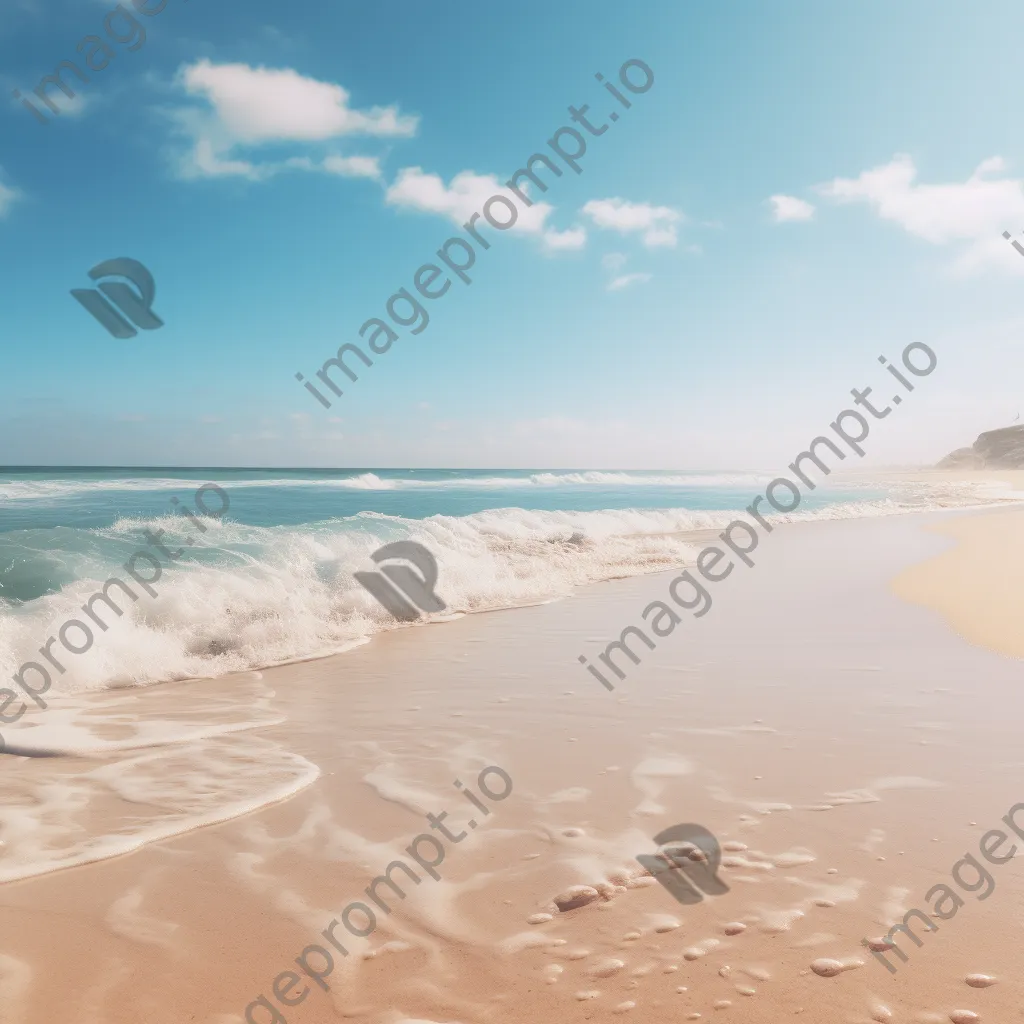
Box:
[2,0,1024,468]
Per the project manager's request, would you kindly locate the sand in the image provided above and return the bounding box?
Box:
[1,504,1023,1023]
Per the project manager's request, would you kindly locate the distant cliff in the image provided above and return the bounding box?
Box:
[938,425,1024,468]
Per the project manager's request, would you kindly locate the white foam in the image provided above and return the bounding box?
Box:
[0,487,1010,702]
[0,735,320,883]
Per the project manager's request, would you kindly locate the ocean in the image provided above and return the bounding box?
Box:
[0,466,998,699]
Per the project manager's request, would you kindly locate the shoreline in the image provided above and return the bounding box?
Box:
[2,505,1024,1021]
[5,479,1019,715]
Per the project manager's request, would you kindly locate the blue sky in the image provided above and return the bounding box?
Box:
[3,0,1024,468]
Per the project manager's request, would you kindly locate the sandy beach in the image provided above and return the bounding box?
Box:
[0,499,1021,1024]
[7,1,1024,1018]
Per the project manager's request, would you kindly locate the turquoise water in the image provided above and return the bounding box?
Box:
[0,466,881,533]
[0,466,956,693]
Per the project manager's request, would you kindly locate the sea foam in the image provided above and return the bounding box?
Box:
[0,488,1009,700]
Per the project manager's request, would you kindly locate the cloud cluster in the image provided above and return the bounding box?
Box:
[166,60,673,260]
[819,154,1024,274]
[384,166,594,251]
[162,59,686,267]
[181,60,417,142]
[385,167,550,232]
[769,194,814,222]
[0,54,684,284]
[582,198,681,247]
[172,60,415,181]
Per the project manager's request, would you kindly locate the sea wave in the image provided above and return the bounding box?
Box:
[0,488,1011,698]
[0,470,777,502]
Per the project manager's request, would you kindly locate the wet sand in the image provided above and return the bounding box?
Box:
[893,503,1024,660]
[2,506,1023,1023]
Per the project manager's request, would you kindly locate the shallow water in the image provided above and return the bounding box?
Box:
[0,468,1000,698]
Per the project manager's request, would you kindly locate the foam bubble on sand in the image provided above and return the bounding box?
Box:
[810,957,865,977]
[753,907,806,933]
[738,965,772,981]
[499,932,566,954]
[544,788,591,804]
[682,940,720,960]
[770,848,817,868]
[788,876,863,906]
[630,757,693,815]
[393,1018,466,1024]
[948,1012,980,1024]
[0,680,284,757]
[552,885,602,912]
[362,764,443,815]
[648,914,681,932]
[0,735,319,882]
[104,883,180,949]
[588,958,626,978]
[965,974,997,988]
[722,853,775,871]
[0,707,284,757]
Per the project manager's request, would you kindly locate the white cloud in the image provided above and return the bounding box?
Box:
[171,61,411,181]
[608,272,652,291]
[819,154,1024,274]
[582,198,682,248]
[180,60,418,142]
[321,154,381,179]
[769,194,815,222]
[385,166,553,236]
[543,226,587,251]
[189,137,258,179]
[180,143,381,182]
